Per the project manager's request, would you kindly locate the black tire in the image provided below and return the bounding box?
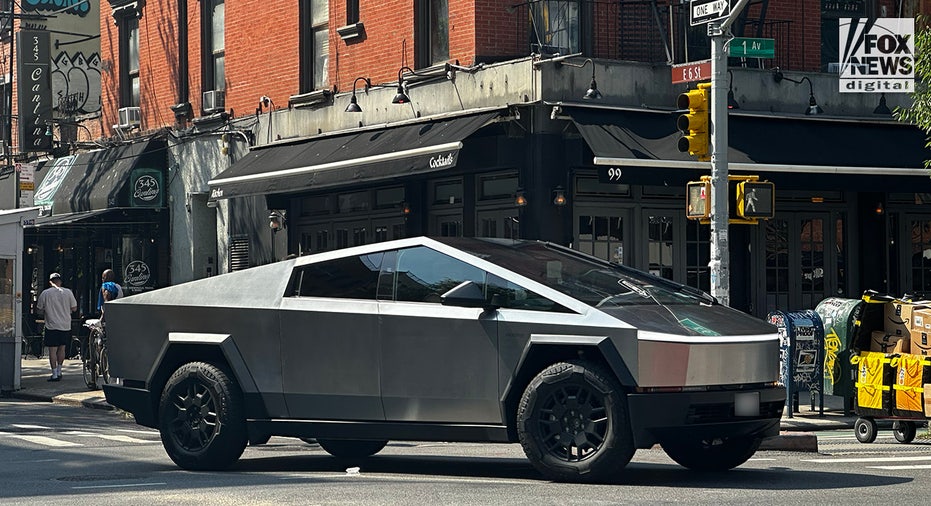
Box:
[854,417,878,443]
[661,436,761,471]
[893,421,917,444]
[99,347,110,385]
[158,362,248,470]
[516,360,634,483]
[318,439,388,458]
[83,347,97,390]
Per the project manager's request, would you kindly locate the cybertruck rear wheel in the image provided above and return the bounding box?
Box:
[661,436,761,471]
[158,362,248,470]
[517,360,634,483]
[318,439,388,458]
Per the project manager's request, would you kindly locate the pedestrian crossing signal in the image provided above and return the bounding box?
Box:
[686,181,710,219]
[737,181,775,219]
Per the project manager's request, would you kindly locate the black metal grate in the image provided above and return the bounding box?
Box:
[229,235,251,272]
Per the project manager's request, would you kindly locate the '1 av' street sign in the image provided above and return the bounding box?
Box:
[729,37,776,58]
[689,0,730,26]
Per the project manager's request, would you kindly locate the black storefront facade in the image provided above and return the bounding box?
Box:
[22,139,170,337]
[208,103,931,319]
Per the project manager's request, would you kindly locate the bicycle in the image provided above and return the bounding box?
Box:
[82,319,109,390]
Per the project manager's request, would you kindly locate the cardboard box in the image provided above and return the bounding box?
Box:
[913,308,931,331]
[924,383,931,417]
[911,328,931,356]
[872,330,909,353]
[885,302,916,336]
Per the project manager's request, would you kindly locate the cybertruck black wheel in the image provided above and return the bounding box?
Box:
[661,436,762,471]
[158,362,248,470]
[517,360,634,483]
[318,439,388,458]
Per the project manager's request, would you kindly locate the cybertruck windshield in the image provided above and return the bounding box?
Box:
[438,237,775,337]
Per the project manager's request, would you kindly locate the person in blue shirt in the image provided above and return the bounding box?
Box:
[97,269,123,316]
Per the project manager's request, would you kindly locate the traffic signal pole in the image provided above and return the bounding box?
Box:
[707,0,750,307]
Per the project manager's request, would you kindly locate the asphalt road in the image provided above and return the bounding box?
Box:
[2,398,929,505]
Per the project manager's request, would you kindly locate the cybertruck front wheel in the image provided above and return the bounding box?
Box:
[158,362,248,470]
[517,360,634,483]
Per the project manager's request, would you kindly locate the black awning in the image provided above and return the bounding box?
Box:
[31,207,165,228]
[208,110,501,201]
[33,139,167,216]
[566,106,929,169]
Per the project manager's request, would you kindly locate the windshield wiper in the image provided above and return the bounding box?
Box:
[618,279,650,298]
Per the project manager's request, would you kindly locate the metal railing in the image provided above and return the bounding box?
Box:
[506,0,794,69]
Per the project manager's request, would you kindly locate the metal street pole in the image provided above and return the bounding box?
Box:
[708,21,729,307]
[706,0,750,307]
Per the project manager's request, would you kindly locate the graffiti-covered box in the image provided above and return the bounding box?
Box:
[815,297,863,398]
[769,310,824,394]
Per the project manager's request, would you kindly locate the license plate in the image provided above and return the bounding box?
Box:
[735,392,760,416]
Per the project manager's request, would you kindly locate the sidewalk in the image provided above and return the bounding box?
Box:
[6,357,854,451]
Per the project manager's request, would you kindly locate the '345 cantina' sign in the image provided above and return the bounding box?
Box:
[17,30,52,152]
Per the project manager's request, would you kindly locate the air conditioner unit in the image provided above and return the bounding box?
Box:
[203,90,226,113]
[117,106,141,128]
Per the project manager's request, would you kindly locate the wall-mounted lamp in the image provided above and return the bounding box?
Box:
[392,66,414,104]
[558,58,603,100]
[514,189,528,207]
[345,77,372,113]
[552,186,567,206]
[268,210,287,232]
[875,202,884,215]
[873,93,892,115]
[727,70,739,110]
[772,69,823,115]
[399,200,411,216]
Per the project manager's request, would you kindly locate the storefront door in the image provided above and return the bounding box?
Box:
[476,208,519,239]
[573,207,631,266]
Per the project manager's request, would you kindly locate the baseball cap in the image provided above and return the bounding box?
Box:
[49,273,61,281]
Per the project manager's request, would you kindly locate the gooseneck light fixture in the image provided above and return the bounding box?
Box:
[392,66,414,104]
[552,186,567,207]
[558,58,603,100]
[345,77,372,113]
[772,69,823,115]
[873,93,892,115]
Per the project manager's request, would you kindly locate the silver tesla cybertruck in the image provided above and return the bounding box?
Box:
[103,236,784,483]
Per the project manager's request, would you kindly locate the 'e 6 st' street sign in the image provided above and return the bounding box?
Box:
[690,0,730,26]
[672,59,712,84]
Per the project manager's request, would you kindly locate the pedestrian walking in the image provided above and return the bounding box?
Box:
[35,272,77,382]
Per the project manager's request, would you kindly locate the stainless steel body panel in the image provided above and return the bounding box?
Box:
[279,298,382,420]
[636,331,781,387]
[379,302,499,423]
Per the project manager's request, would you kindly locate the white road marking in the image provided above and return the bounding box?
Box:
[10,424,51,430]
[802,456,931,463]
[868,464,931,470]
[4,434,81,447]
[62,431,156,444]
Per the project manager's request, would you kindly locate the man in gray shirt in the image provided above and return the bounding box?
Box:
[36,272,77,382]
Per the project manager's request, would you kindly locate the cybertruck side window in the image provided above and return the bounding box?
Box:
[392,246,484,303]
[486,273,573,313]
[288,253,384,299]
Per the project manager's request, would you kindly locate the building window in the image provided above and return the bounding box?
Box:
[300,0,329,93]
[202,0,225,92]
[118,13,140,107]
[347,0,359,25]
[415,0,449,68]
[530,0,580,56]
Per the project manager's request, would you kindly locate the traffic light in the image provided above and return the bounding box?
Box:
[736,181,775,219]
[686,181,710,220]
[676,83,710,161]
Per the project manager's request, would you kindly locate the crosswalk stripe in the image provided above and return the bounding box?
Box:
[6,434,81,447]
[868,464,931,470]
[62,431,156,444]
[11,424,51,430]
[802,456,931,463]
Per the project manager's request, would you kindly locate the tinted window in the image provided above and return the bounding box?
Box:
[291,253,383,299]
[393,247,483,303]
[487,273,571,313]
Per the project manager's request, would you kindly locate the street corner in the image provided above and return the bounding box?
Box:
[52,392,113,411]
[759,432,819,452]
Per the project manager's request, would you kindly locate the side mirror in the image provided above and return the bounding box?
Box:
[441,281,499,310]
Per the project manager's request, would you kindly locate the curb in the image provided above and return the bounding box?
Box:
[759,432,819,452]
